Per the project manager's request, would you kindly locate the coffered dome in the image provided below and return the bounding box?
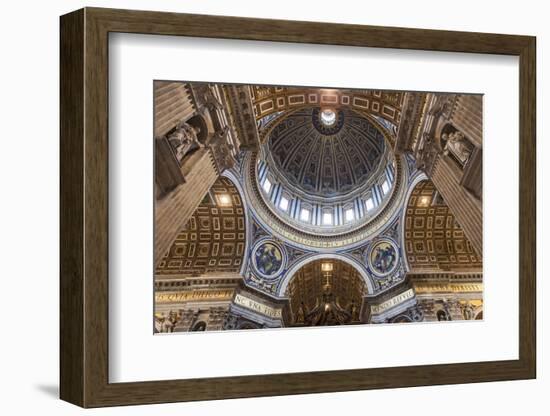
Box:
[253,107,398,237]
[267,108,386,199]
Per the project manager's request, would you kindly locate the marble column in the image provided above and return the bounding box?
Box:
[154,148,218,265]
[449,95,483,147]
[430,155,482,256]
[154,81,196,137]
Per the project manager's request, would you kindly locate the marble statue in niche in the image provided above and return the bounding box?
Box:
[442,129,473,166]
[167,121,203,164]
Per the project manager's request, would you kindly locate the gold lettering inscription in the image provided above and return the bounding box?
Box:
[371,289,415,314]
[413,283,483,294]
[155,289,234,303]
[234,294,282,318]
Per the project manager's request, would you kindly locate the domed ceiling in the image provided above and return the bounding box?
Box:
[244,105,404,249]
[267,108,386,199]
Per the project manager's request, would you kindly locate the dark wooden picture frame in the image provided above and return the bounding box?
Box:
[60,7,536,408]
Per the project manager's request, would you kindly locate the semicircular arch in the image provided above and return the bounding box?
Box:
[278,253,374,297]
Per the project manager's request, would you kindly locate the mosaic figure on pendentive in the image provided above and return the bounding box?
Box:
[371,242,397,274]
[254,243,283,276]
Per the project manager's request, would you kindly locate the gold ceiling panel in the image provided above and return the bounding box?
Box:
[251,86,403,126]
[156,177,246,276]
[404,180,482,272]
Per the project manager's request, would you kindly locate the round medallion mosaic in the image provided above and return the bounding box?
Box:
[252,240,285,278]
[368,239,399,277]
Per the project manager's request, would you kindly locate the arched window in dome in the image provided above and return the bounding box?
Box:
[344,207,355,223]
[322,210,333,226]
[381,180,390,195]
[300,207,311,222]
[279,195,289,211]
[262,177,272,194]
[365,196,375,212]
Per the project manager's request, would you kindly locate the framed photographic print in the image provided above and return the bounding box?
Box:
[60,7,536,408]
